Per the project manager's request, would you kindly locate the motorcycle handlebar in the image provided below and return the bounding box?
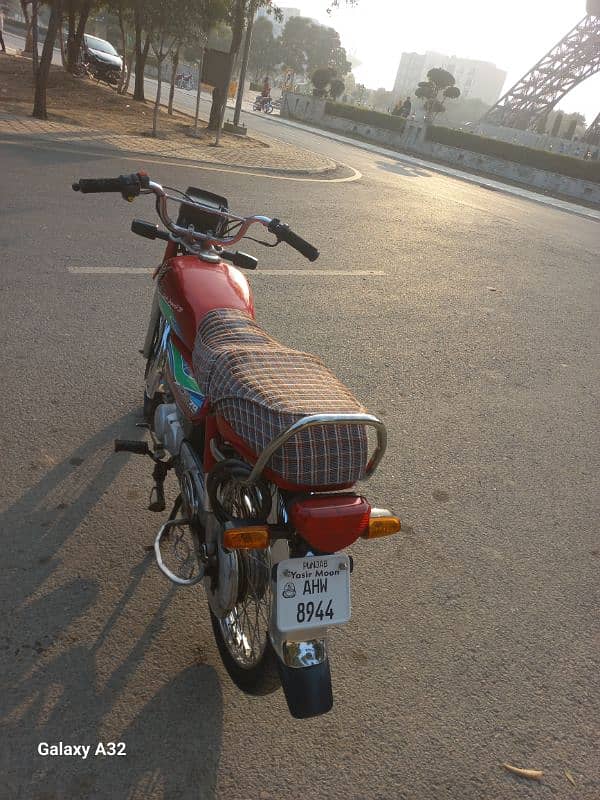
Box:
[268,219,319,262]
[72,173,149,198]
[72,174,319,259]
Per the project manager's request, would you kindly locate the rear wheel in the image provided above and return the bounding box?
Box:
[205,468,282,694]
[208,547,280,695]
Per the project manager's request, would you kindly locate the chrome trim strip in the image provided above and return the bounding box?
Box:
[244,412,387,485]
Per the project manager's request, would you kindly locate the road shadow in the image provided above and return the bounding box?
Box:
[375,159,432,178]
[0,414,223,799]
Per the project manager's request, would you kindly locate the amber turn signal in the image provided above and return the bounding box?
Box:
[223,526,270,550]
[362,509,401,539]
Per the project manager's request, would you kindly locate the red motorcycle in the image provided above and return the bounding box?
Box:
[72,172,401,718]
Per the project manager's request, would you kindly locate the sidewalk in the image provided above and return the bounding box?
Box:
[0,110,337,175]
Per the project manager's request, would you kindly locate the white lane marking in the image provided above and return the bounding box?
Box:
[0,137,362,183]
[67,267,385,276]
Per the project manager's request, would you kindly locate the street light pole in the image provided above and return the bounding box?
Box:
[233,0,257,127]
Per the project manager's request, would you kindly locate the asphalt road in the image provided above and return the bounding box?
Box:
[2,43,600,800]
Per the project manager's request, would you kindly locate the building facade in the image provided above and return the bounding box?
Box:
[393,51,507,106]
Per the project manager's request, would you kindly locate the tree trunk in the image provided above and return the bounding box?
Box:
[21,1,33,53]
[66,5,77,71]
[152,61,163,137]
[117,4,128,94]
[68,1,92,73]
[31,0,39,74]
[33,0,62,120]
[58,17,67,66]
[120,49,134,95]
[168,45,180,115]
[133,1,151,102]
[193,47,205,136]
[233,0,257,126]
[133,20,150,102]
[211,0,246,147]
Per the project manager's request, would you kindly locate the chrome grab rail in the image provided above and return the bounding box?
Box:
[244,413,387,486]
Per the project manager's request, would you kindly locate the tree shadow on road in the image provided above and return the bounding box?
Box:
[0,413,223,799]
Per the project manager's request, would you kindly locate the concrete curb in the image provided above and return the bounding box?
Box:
[0,126,342,176]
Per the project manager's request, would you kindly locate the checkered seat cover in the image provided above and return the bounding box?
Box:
[192,308,369,487]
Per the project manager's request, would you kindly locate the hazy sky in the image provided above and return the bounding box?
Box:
[291,0,599,123]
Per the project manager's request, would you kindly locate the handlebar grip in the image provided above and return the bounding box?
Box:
[72,173,149,198]
[73,177,126,193]
[268,220,319,262]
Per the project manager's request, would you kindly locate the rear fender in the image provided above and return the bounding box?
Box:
[269,556,334,719]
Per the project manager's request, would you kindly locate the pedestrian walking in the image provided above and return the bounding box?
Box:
[0,9,7,54]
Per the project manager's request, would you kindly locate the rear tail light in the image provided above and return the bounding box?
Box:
[362,508,401,539]
[290,495,371,552]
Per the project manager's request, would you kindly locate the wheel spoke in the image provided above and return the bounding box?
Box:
[219,547,272,669]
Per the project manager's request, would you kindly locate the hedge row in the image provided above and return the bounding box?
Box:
[324,101,406,134]
[426,125,599,183]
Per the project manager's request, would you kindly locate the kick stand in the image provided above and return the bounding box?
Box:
[114,434,173,512]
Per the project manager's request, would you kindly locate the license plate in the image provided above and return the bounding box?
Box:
[275,555,351,633]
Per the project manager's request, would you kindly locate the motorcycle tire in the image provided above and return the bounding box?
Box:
[143,313,165,425]
[209,607,281,695]
[265,105,274,114]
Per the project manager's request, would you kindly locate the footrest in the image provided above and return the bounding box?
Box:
[114,439,151,455]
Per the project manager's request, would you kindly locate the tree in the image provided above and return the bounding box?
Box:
[444,85,460,100]
[33,0,63,119]
[280,15,310,74]
[305,22,350,76]
[415,67,461,122]
[64,0,95,73]
[103,0,136,94]
[146,0,226,134]
[247,16,281,79]
[311,66,335,97]
[132,0,151,101]
[146,0,178,135]
[280,15,350,79]
[329,77,345,99]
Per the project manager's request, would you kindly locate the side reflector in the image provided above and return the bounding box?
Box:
[223,526,269,550]
[363,509,401,539]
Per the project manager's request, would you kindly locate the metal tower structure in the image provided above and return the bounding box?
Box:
[584,111,600,143]
[483,11,600,131]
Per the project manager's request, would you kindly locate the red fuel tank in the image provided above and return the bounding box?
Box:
[158,256,255,351]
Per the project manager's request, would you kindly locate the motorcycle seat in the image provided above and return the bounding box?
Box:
[192,308,369,488]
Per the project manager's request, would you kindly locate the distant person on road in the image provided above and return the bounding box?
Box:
[400,96,412,118]
[0,10,7,54]
[260,75,271,109]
